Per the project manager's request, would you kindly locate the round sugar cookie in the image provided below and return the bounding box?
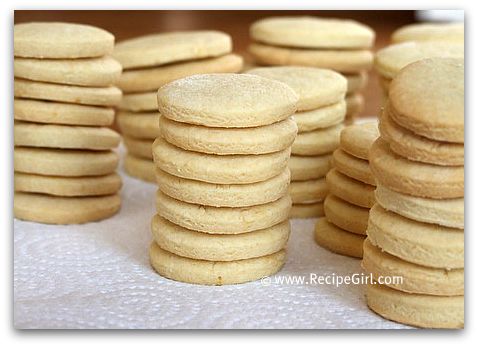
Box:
[374,41,464,80]
[157,73,298,128]
[340,121,379,160]
[389,57,464,143]
[374,184,464,229]
[118,92,157,112]
[326,169,375,208]
[14,147,118,177]
[362,239,463,296]
[289,153,332,181]
[14,98,114,126]
[391,22,464,44]
[369,138,464,199]
[290,201,324,218]
[124,154,155,183]
[366,284,463,329]
[294,101,346,132]
[14,192,121,224]
[367,204,464,269]
[114,31,232,69]
[290,178,327,204]
[149,242,285,286]
[345,93,364,116]
[14,78,122,107]
[117,54,243,93]
[159,116,297,155]
[14,22,114,59]
[117,111,160,140]
[378,76,391,93]
[249,43,374,73]
[155,168,290,208]
[152,137,290,184]
[250,16,375,49]
[14,172,121,197]
[380,104,463,166]
[314,218,365,258]
[345,72,368,94]
[324,194,369,235]
[292,123,343,156]
[14,122,120,150]
[14,56,122,87]
[332,148,375,185]
[152,215,290,261]
[123,136,153,159]
[156,190,291,235]
[247,66,347,111]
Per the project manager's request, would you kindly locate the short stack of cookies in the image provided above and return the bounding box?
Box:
[13,22,123,224]
[248,16,375,122]
[246,66,347,218]
[374,40,464,97]
[391,22,464,44]
[150,73,299,285]
[364,58,464,328]
[315,122,379,258]
[113,31,243,182]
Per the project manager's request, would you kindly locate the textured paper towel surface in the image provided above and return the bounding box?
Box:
[13,154,408,329]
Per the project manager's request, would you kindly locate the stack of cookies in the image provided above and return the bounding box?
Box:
[246,66,347,218]
[113,31,243,182]
[364,58,464,328]
[374,40,464,97]
[248,16,375,122]
[315,122,379,258]
[150,73,299,285]
[13,22,123,224]
[391,22,464,44]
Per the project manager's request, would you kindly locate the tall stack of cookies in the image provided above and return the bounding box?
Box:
[246,67,347,218]
[391,22,464,44]
[374,41,464,97]
[13,22,123,224]
[248,16,375,122]
[149,73,298,285]
[364,58,464,328]
[314,123,379,258]
[113,31,243,182]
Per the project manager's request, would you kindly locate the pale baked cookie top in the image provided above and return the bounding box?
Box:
[113,31,232,69]
[389,57,464,143]
[340,121,379,160]
[14,22,114,59]
[391,22,464,44]
[246,66,347,111]
[250,16,375,49]
[157,73,299,128]
[374,41,464,79]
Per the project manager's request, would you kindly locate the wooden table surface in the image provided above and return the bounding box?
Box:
[14,10,417,117]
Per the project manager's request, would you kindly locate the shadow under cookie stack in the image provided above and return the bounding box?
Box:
[363,58,464,328]
[13,22,123,224]
[113,31,243,182]
[315,122,379,258]
[248,16,375,123]
[246,66,347,218]
[150,73,299,285]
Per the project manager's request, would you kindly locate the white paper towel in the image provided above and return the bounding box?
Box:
[14,153,409,329]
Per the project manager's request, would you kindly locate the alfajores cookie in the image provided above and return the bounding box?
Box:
[14,22,114,59]
[14,122,120,150]
[155,168,290,208]
[157,73,298,128]
[369,138,464,199]
[149,242,285,286]
[156,190,291,235]
[151,214,289,261]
